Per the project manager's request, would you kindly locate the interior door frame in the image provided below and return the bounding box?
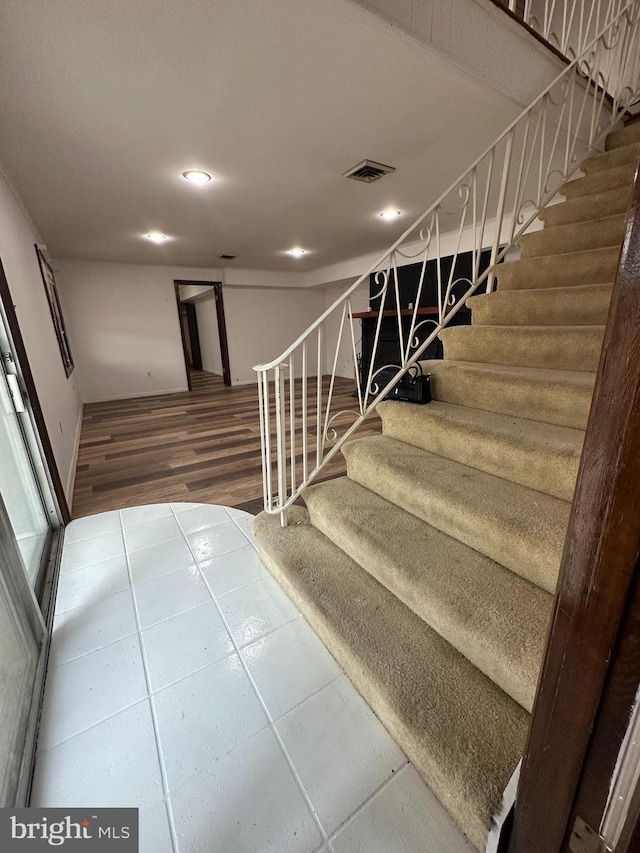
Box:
[174,280,231,387]
[507,156,640,852]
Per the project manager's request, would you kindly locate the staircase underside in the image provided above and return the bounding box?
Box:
[254,119,640,849]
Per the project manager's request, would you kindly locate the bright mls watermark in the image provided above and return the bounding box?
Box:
[0,809,138,850]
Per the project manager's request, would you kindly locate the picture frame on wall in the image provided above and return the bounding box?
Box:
[35,245,74,377]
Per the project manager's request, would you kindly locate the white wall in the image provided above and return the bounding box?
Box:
[323,282,369,378]
[55,260,190,403]
[178,283,215,301]
[222,286,326,384]
[195,296,223,376]
[0,166,83,502]
[354,0,565,108]
[55,259,327,397]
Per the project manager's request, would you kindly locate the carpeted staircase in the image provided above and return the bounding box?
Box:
[254,119,640,850]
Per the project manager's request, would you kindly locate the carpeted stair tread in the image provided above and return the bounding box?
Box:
[583,141,640,173]
[421,358,595,430]
[342,434,569,593]
[254,506,528,851]
[517,215,625,257]
[304,477,553,712]
[440,323,604,372]
[467,283,612,327]
[495,245,619,290]
[540,185,631,227]
[606,119,640,150]
[377,399,583,501]
[562,162,636,200]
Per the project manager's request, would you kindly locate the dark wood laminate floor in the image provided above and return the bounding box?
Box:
[72,370,381,518]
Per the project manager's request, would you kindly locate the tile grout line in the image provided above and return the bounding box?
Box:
[203,580,331,850]
[147,655,341,769]
[273,672,346,725]
[327,760,411,844]
[58,547,127,577]
[50,626,140,668]
[119,509,181,853]
[219,505,413,849]
[167,504,329,844]
[66,504,355,850]
[146,613,303,698]
[228,511,261,552]
[43,506,291,740]
[36,696,150,756]
[270,672,344,723]
[220,506,335,848]
[55,502,422,852]
[149,651,236,696]
[55,581,131,615]
[66,504,192,544]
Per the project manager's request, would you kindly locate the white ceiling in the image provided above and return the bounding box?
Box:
[0,0,520,271]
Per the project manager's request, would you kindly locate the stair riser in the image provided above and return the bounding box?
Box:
[422,359,595,430]
[562,163,636,200]
[606,120,640,150]
[540,187,631,227]
[441,325,604,373]
[584,142,640,174]
[518,216,626,258]
[495,247,619,291]
[378,401,582,502]
[468,285,612,327]
[343,439,567,593]
[305,479,552,712]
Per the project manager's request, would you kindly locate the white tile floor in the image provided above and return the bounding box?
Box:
[31,502,475,853]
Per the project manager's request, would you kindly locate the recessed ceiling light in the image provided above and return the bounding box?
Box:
[379,209,401,220]
[182,170,212,185]
[146,232,169,243]
[287,248,307,258]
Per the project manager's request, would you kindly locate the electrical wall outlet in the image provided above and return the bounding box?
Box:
[147,371,152,378]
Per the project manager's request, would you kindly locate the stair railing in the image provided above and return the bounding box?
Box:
[504,0,629,58]
[254,0,640,526]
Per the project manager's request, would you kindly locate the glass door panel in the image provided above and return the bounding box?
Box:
[0,493,43,806]
[0,364,50,583]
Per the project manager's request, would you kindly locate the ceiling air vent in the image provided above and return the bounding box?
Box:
[343,159,395,183]
[218,254,237,260]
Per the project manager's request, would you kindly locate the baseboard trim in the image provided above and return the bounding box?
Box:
[84,386,189,404]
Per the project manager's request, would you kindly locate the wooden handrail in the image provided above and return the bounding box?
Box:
[350,306,439,319]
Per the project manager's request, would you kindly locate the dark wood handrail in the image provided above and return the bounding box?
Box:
[487,0,570,66]
[350,306,439,319]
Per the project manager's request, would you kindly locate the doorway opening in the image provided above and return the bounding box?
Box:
[174,281,231,391]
